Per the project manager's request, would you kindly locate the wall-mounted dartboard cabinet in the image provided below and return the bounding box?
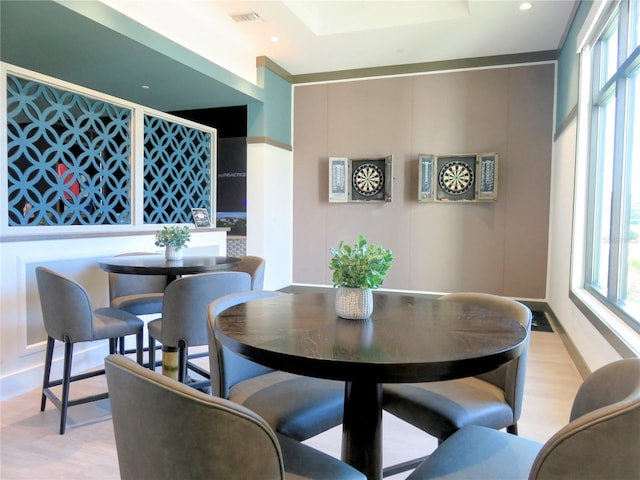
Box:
[329,155,393,203]
[418,153,498,202]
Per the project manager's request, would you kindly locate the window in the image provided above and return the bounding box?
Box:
[582,0,640,329]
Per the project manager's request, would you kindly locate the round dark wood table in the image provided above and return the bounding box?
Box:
[98,254,241,284]
[98,254,241,378]
[215,291,528,480]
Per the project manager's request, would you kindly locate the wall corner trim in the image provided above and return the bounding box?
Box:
[290,50,559,84]
[256,56,294,82]
[247,136,292,151]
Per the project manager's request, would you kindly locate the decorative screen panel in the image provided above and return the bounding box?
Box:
[6,75,132,225]
[143,114,213,224]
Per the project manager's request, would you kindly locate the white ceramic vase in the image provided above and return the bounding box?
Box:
[335,286,374,319]
[165,245,183,261]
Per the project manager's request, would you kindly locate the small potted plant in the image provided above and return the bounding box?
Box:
[329,235,393,319]
[155,225,191,261]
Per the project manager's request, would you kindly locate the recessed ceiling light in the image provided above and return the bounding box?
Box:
[270,36,280,43]
[141,85,150,89]
[519,2,532,11]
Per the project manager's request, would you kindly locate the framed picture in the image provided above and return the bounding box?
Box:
[191,208,211,227]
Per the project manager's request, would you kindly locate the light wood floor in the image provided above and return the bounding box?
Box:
[0,330,583,479]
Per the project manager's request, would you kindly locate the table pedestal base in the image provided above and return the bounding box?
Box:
[342,381,383,480]
[162,346,179,380]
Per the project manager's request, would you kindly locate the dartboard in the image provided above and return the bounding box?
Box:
[352,163,384,196]
[438,161,474,195]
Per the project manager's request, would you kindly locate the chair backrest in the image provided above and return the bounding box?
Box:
[35,266,95,343]
[105,354,285,480]
[108,252,167,302]
[159,271,251,348]
[235,256,266,290]
[530,358,640,480]
[207,290,286,398]
[440,292,532,421]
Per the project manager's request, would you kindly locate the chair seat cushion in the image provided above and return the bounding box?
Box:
[230,371,345,441]
[277,433,365,480]
[111,293,164,316]
[383,377,514,440]
[407,425,543,480]
[93,307,143,340]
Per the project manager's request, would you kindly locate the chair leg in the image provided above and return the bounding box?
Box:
[59,341,74,435]
[119,336,125,355]
[41,336,55,411]
[178,344,188,383]
[135,332,143,365]
[148,335,156,371]
[109,338,116,355]
[507,423,518,435]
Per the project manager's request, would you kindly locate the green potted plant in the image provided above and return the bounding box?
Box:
[155,225,191,260]
[329,235,393,319]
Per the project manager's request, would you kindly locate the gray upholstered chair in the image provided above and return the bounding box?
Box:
[105,354,365,480]
[406,358,640,480]
[108,252,166,317]
[108,252,166,357]
[35,266,143,434]
[147,271,252,385]
[235,255,266,290]
[207,290,345,441]
[384,293,532,443]
[383,292,532,474]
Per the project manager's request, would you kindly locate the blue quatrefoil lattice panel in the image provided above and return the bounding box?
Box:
[143,114,212,224]
[6,74,133,226]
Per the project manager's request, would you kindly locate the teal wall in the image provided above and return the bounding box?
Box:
[556,1,593,128]
[248,66,292,146]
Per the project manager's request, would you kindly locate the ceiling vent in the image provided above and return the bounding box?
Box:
[230,11,262,23]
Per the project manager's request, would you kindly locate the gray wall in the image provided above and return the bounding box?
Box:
[292,63,554,299]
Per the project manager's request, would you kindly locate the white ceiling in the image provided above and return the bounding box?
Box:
[1,0,578,110]
[193,0,577,76]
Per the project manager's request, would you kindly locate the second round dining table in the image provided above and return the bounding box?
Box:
[97,254,242,284]
[98,254,242,378]
[214,291,528,480]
